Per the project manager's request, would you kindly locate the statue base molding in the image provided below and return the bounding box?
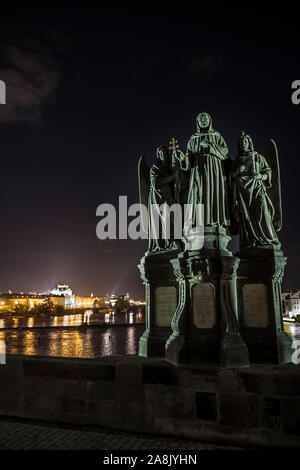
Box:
[237,247,292,364]
[165,231,249,368]
[138,249,180,358]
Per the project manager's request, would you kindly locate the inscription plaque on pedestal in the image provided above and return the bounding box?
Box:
[155,286,177,327]
[192,283,216,329]
[242,283,269,327]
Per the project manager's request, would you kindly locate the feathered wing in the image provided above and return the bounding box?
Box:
[138,156,150,233]
[265,139,282,231]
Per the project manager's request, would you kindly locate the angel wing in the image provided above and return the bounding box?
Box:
[138,156,150,233]
[265,139,282,232]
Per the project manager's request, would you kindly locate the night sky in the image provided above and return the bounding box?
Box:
[0,3,299,298]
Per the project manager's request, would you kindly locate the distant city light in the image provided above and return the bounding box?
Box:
[0,283,145,315]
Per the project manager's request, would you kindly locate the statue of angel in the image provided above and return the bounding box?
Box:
[229,132,282,249]
[138,145,180,252]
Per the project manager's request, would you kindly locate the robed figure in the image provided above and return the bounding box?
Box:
[138,145,179,252]
[229,133,281,248]
[186,112,230,229]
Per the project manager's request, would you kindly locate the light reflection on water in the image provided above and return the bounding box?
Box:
[2,313,295,360]
[284,322,300,339]
[0,325,145,358]
[0,309,144,329]
[0,309,145,358]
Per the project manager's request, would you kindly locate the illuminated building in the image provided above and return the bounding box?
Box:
[0,293,65,312]
[50,284,75,308]
[110,294,118,307]
[282,290,300,318]
[74,296,94,308]
[50,284,73,296]
[0,285,143,314]
[94,297,111,308]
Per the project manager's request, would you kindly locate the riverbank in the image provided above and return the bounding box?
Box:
[0,304,145,320]
[0,307,114,320]
[0,308,145,330]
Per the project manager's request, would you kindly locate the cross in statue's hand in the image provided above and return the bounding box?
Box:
[169,137,179,152]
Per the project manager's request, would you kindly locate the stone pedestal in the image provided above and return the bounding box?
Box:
[237,247,292,364]
[138,249,180,358]
[165,228,249,367]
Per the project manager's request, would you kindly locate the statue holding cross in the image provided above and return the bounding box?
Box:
[168,137,189,205]
[137,112,292,368]
[169,137,178,152]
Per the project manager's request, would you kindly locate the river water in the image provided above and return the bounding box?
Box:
[0,310,145,358]
[0,311,299,359]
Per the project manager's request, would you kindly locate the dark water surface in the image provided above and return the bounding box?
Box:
[0,311,298,359]
[0,310,145,358]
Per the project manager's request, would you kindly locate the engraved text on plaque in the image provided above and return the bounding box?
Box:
[155,286,177,327]
[192,283,216,328]
[243,283,269,327]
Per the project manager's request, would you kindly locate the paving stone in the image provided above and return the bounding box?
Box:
[0,417,245,450]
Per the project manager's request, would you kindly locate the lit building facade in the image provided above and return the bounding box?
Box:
[0,284,142,314]
[0,293,65,312]
[74,296,94,308]
[50,284,111,309]
[50,284,75,308]
[283,290,300,318]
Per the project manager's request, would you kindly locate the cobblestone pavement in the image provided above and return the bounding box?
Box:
[0,417,245,450]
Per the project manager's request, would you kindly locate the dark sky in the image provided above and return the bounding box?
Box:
[0,3,299,297]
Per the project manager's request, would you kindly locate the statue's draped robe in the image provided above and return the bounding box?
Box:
[231,151,278,246]
[186,124,230,228]
[148,162,174,251]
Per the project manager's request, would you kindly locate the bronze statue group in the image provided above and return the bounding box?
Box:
[139,112,281,253]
